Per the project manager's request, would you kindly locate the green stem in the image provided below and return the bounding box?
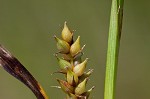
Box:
[104,0,124,99]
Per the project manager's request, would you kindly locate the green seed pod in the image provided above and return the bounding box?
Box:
[70,36,81,57]
[57,79,74,94]
[54,35,70,53]
[67,69,78,85]
[75,78,87,95]
[56,56,71,71]
[62,21,73,44]
[73,58,88,76]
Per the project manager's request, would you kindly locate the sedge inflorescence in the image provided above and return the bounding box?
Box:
[54,22,94,99]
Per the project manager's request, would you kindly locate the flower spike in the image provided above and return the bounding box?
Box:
[53,22,94,99]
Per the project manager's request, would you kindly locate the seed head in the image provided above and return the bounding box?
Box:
[54,35,70,53]
[56,56,72,71]
[73,58,88,77]
[70,36,81,57]
[75,78,88,95]
[56,79,74,94]
[61,21,73,44]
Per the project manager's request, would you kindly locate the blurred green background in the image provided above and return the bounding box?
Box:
[0,0,150,99]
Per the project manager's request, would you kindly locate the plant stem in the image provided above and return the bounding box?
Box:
[104,0,124,99]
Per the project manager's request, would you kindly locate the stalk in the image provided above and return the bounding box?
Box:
[104,0,124,99]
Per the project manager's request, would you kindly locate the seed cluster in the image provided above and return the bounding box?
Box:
[54,22,94,99]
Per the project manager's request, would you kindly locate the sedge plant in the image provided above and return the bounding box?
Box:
[0,0,124,99]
